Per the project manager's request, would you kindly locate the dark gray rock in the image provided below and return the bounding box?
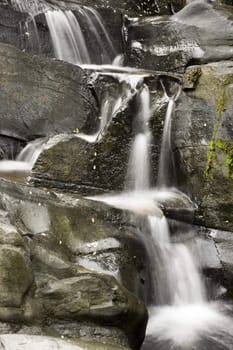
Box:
[124,0,233,73]
[124,17,201,73]
[46,0,184,16]
[0,43,97,144]
[173,61,233,232]
[210,228,233,290]
[172,0,233,63]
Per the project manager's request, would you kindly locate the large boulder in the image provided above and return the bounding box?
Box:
[0,43,97,144]
[173,61,233,232]
[124,0,233,73]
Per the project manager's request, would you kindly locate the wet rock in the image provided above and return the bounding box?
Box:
[173,61,233,232]
[0,43,97,145]
[0,334,132,350]
[0,213,33,312]
[37,273,147,348]
[124,17,201,73]
[0,180,148,349]
[31,84,134,192]
[125,1,233,72]
[210,229,233,289]
[172,0,233,63]
[46,0,184,16]
[0,3,27,50]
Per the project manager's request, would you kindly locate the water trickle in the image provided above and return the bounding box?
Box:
[157,83,181,188]
[16,138,46,167]
[157,97,175,187]
[0,138,46,180]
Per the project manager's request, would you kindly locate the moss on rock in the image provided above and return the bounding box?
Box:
[216,139,233,179]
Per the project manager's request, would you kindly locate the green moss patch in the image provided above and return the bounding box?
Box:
[216,139,233,179]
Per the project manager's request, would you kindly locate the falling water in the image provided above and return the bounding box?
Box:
[45,10,91,65]
[157,97,175,188]
[139,85,233,349]
[45,7,116,65]
[126,85,152,191]
[78,7,116,63]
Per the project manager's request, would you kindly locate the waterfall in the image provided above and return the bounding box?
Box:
[45,10,91,65]
[138,86,233,349]
[45,7,116,65]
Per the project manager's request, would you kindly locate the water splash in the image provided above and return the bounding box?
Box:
[146,303,233,349]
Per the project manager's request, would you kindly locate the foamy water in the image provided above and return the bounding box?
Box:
[146,302,233,348]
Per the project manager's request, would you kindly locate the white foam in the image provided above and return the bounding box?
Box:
[147,303,233,347]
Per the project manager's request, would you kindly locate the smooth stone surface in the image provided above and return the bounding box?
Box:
[0,43,97,143]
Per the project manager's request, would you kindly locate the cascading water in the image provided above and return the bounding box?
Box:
[45,7,116,65]
[90,79,233,348]
[45,10,91,65]
[137,86,233,349]
[5,1,233,348]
